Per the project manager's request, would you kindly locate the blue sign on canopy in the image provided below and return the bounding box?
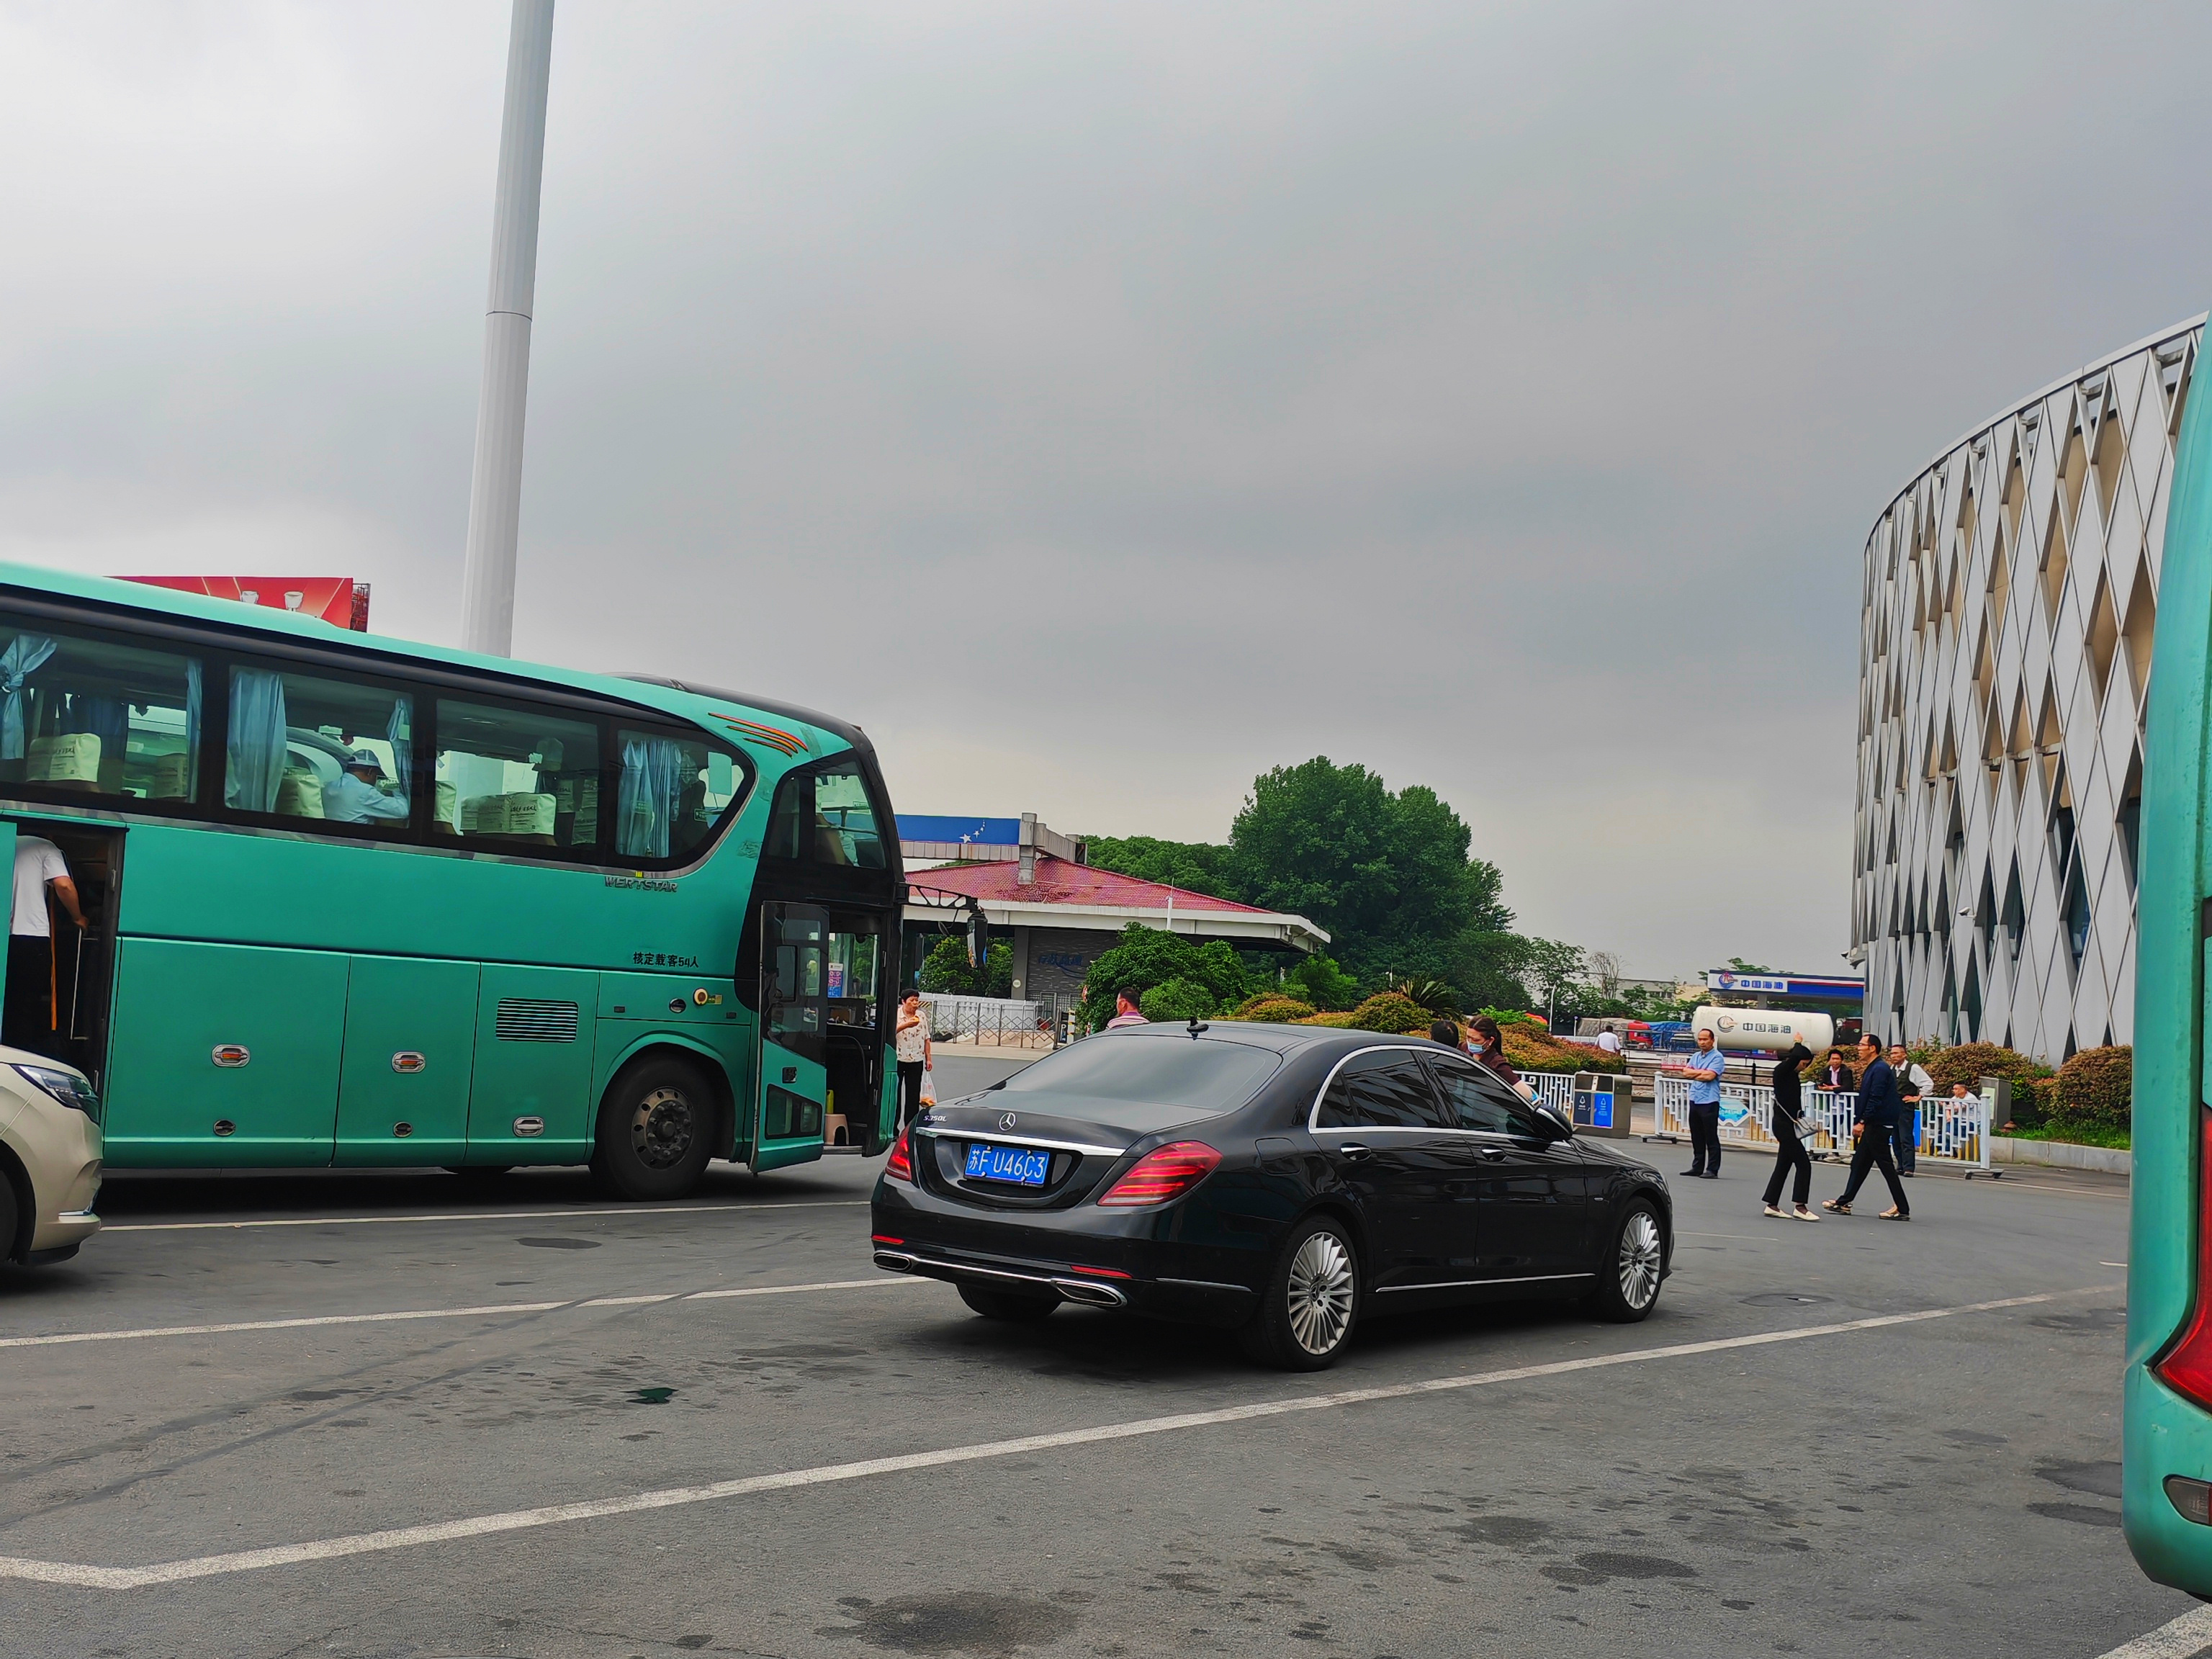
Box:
[1708,971,1863,1003]
[896,815,1022,847]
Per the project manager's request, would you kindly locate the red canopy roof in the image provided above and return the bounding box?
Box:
[909,855,1267,914]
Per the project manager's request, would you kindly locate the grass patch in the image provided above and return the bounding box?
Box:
[2002,1121,2132,1151]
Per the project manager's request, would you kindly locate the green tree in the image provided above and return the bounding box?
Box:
[1076,924,1249,1030]
[1225,757,1512,989]
[1083,835,1235,899]
[917,936,1013,998]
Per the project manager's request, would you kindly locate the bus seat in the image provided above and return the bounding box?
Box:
[276,770,325,817]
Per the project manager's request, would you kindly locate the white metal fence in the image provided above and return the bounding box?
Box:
[1651,1078,1991,1173]
[920,993,1058,1049]
[1524,1073,1578,1116]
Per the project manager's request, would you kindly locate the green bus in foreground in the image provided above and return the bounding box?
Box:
[0,562,899,1200]
[2131,330,2212,1590]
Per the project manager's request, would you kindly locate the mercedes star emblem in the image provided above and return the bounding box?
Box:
[999,1112,1018,1131]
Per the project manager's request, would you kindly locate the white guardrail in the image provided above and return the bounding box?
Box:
[1524,1073,1578,1117]
[1651,1077,1992,1174]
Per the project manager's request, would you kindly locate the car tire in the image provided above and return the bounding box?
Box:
[590,1056,716,1201]
[957,1282,1059,1323]
[1587,1200,1665,1323]
[1238,1215,1360,1371]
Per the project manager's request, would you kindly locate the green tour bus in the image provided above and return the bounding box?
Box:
[0,561,900,1200]
[2132,330,2212,1589]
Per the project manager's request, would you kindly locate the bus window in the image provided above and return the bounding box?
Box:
[434,697,601,855]
[0,619,200,804]
[765,755,886,868]
[613,728,743,863]
[222,663,413,832]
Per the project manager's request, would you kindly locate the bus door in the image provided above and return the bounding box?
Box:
[752,903,830,1172]
[823,911,892,1155]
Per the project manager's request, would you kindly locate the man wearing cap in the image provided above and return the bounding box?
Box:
[323,749,409,823]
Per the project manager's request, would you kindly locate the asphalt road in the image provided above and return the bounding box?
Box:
[0,1080,2185,1659]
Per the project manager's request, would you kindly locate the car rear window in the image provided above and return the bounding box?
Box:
[997,1035,1281,1115]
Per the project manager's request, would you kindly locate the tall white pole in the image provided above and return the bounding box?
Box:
[459,0,556,657]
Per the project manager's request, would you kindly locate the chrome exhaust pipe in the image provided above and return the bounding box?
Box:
[1050,1277,1128,1308]
[873,1250,919,1272]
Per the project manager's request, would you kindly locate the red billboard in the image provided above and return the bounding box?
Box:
[120,576,371,631]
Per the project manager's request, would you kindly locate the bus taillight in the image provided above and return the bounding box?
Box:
[2155,1118,2212,1410]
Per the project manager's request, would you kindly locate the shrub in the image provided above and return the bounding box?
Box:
[2051,1045,2131,1131]
[1282,954,1362,1012]
[1920,1043,2054,1127]
[1077,923,1249,1031]
[1502,1021,1628,1076]
[1346,992,1433,1034]
[1298,1010,1363,1028]
[1231,996,1320,1025]
[1395,977,1461,1015]
[1138,978,1218,1023]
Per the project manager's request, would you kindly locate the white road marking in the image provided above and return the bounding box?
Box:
[1,1276,921,1349]
[102,1200,869,1233]
[685,1278,915,1301]
[1678,1232,1777,1241]
[2097,1603,2212,1658]
[0,1302,569,1350]
[0,1282,2118,1590]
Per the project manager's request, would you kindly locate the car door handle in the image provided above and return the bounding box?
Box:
[1335,1143,1373,1161]
[1476,1146,1507,1161]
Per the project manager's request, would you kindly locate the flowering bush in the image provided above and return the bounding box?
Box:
[1231,996,1321,1025]
[1344,992,1434,1034]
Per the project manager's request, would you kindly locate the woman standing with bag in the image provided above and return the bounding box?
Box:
[894,991,931,1130]
[1761,1039,1820,1222]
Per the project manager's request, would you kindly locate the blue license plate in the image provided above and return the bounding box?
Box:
[965,1142,1051,1187]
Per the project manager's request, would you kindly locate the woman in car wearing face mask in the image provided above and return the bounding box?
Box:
[1462,1015,1520,1087]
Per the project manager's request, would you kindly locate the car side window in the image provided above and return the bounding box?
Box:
[1316,1053,1448,1130]
[1430,1058,1547,1138]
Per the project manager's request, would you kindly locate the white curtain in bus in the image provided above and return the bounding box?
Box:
[225,668,288,812]
[616,735,684,858]
[0,634,55,760]
[385,695,413,812]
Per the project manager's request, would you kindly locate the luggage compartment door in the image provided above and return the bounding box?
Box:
[466,964,599,1162]
[102,939,349,1167]
[335,956,481,1166]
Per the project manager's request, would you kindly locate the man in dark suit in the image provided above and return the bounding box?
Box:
[1822,1033,1910,1219]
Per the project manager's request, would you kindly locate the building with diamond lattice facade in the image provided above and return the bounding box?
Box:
[1854,315,2202,1061]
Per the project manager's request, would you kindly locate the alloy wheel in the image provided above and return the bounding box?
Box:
[1617,1209,1663,1310]
[1286,1231,1356,1355]
[629,1085,696,1170]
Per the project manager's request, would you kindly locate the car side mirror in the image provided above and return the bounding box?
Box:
[1537,1105,1573,1139]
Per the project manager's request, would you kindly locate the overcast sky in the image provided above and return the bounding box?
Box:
[4,2,2211,979]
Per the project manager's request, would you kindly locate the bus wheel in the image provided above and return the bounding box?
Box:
[592,1057,715,1201]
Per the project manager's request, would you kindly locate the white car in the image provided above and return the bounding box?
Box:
[1,1051,101,1266]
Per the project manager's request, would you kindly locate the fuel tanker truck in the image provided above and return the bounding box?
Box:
[1689,1006,1834,1055]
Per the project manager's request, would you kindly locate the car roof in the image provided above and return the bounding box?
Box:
[1107,1022,1458,1058]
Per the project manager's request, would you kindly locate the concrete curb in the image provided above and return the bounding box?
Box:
[1991,1136,2132,1175]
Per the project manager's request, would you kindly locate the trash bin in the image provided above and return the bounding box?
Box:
[1572,1070,1632,1138]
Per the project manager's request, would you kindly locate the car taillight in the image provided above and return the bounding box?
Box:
[1097,1141,1221,1208]
[2157,1115,2212,1408]
[885,1128,914,1183]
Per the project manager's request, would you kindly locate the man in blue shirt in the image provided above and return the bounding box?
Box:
[1823,1033,1910,1218]
[1663,1026,1728,1177]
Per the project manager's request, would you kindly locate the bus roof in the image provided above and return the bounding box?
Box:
[0,559,867,768]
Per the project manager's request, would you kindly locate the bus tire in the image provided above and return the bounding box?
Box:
[591,1056,716,1201]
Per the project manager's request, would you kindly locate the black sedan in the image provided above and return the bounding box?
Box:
[871,1020,1671,1369]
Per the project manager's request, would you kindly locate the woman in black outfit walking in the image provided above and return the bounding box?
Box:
[1762,1039,1820,1222]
